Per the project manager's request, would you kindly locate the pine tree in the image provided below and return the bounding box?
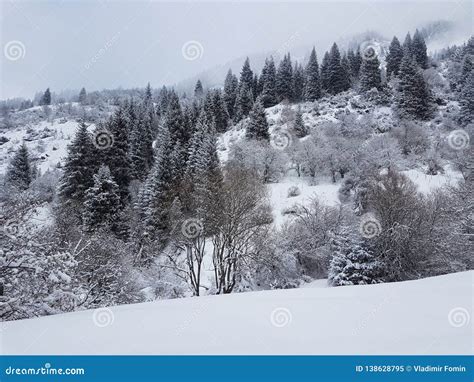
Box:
[5,142,32,190]
[83,166,121,233]
[396,53,432,120]
[304,47,321,101]
[359,53,382,92]
[276,53,293,101]
[460,71,474,125]
[320,51,331,91]
[194,80,204,99]
[78,87,87,105]
[246,97,270,141]
[223,69,239,120]
[411,29,428,69]
[41,88,51,106]
[58,121,97,203]
[293,107,308,138]
[328,236,384,286]
[292,62,305,102]
[260,57,278,107]
[386,36,404,78]
[129,101,155,180]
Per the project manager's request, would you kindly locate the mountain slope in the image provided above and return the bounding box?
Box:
[1,271,471,355]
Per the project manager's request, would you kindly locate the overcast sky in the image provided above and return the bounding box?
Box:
[1,0,472,99]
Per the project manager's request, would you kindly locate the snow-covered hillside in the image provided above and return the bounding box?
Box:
[1,271,471,355]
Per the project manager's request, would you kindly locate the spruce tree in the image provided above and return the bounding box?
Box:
[246,97,270,141]
[184,115,222,222]
[5,142,32,190]
[58,121,97,203]
[403,32,412,56]
[386,36,404,78]
[359,53,382,92]
[234,83,254,121]
[327,43,348,94]
[239,57,254,91]
[194,80,204,99]
[129,101,155,180]
[411,29,428,69]
[293,107,308,138]
[396,53,432,120]
[328,235,384,286]
[78,87,87,105]
[164,91,188,145]
[320,51,331,91]
[223,69,239,120]
[304,47,321,101]
[41,88,51,106]
[276,53,294,101]
[260,57,278,107]
[292,62,305,102]
[141,125,176,239]
[460,71,474,125]
[211,89,230,133]
[252,73,260,99]
[82,166,121,233]
[341,53,352,90]
[103,107,132,202]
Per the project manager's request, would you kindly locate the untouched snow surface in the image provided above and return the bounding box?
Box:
[1,271,472,355]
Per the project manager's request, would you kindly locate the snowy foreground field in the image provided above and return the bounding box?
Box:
[1,271,472,355]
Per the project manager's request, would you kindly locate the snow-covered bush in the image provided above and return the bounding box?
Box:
[287,186,300,197]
